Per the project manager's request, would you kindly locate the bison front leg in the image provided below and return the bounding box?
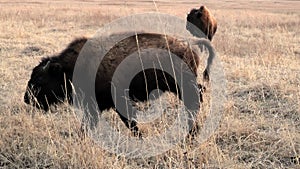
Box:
[116,110,142,138]
[197,83,206,103]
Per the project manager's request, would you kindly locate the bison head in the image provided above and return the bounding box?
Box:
[24,58,70,110]
[186,6,217,41]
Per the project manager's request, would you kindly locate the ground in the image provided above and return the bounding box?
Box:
[0,0,299,168]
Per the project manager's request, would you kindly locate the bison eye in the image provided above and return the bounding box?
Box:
[197,12,202,18]
[49,63,62,75]
[34,76,45,85]
[38,76,43,82]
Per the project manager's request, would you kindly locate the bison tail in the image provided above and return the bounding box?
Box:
[190,38,216,82]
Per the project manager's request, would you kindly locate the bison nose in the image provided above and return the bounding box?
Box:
[24,92,31,104]
[24,93,30,104]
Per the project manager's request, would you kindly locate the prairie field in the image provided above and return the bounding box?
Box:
[0,0,299,168]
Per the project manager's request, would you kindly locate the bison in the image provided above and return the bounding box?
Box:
[24,7,217,137]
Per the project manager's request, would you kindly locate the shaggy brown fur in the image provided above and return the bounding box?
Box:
[187,5,217,41]
[24,33,215,137]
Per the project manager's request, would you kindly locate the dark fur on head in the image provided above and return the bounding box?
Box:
[187,6,217,41]
[24,37,87,110]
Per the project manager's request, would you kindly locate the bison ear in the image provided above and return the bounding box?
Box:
[49,63,62,74]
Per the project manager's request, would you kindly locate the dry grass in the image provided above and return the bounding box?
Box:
[0,0,299,168]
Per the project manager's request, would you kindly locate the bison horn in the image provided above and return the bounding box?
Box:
[42,60,51,71]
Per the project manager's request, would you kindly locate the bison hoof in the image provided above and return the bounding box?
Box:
[198,83,206,103]
[133,130,143,139]
[187,122,200,139]
[203,69,209,82]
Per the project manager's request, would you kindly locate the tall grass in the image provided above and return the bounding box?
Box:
[0,0,299,168]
